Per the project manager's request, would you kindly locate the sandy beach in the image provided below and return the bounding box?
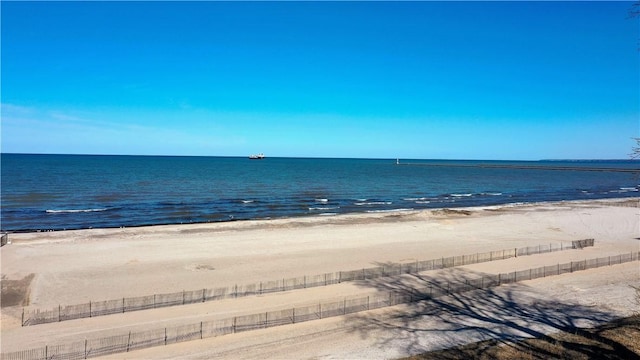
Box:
[1,198,638,358]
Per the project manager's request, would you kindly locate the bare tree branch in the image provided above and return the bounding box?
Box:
[629,1,640,18]
[631,138,640,160]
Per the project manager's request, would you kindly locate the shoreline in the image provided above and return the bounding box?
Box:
[4,197,639,238]
[2,197,639,358]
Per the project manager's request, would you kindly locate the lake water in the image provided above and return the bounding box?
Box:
[1,154,638,232]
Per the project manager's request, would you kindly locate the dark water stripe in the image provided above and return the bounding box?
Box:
[397,163,640,173]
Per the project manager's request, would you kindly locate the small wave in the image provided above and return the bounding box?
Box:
[309,206,340,211]
[241,200,255,204]
[46,208,109,214]
[451,193,473,197]
[366,208,413,213]
[354,201,392,206]
[404,197,428,201]
[620,187,639,191]
[415,201,431,204]
[609,188,638,193]
[315,198,329,203]
[481,192,502,196]
[319,212,337,216]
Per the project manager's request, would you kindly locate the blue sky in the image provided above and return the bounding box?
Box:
[2,1,638,159]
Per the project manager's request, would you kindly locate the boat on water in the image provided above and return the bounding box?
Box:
[249,153,265,160]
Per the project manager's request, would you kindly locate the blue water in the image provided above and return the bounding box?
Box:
[1,154,639,232]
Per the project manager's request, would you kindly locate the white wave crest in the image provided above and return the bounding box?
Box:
[309,206,340,211]
[482,192,502,196]
[366,208,413,213]
[315,198,329,203]
[241,200,255,204]
[46,208,108,214]
[451,193,473,197]
[415,201,431,204]
[404,197,428,201]
[354,201,392,206]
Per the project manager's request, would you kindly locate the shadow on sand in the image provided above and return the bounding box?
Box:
[348,268,639,359]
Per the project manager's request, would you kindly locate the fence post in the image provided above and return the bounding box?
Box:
[154,294,156,308]
[318,303,322,319]
[515,248,517,257]
[233,317,237,333]
[292,308,296,324]
[164,327,167,345]
[45,345,48,359]
[182,290,185,305]
[122,298,125,313]
[498,274,501,285]
[339,271,342,283]
[343,298,347,315]
[200,321,203,339]
[89,301,92,318]
[85,338,88,359]
[367,296,370,310]
[202,289,206,302]
[59,304,61,321]
[21,308,24,326]
[570,262,573,273]
[127,331,131,352]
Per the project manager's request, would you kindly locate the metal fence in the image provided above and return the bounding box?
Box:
[4,250,637,360]
[21,239,594,326]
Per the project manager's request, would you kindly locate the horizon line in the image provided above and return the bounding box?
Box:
[2,152,638,162]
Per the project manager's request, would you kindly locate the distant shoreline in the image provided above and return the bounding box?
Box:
[396,162,640,173]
